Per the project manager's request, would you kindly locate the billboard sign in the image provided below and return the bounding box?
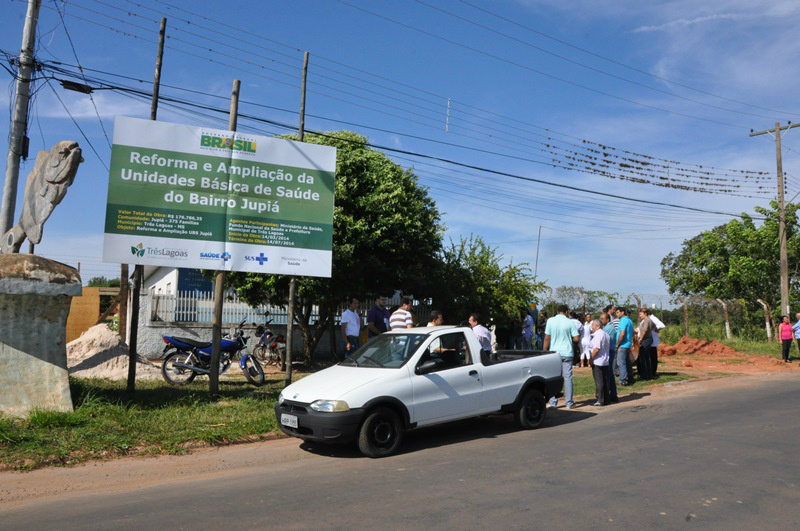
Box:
[102,117,335,277]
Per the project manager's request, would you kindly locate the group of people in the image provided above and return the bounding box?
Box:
[777,312,800,363]
[543,304,666,410]
[339,296,495,357]
[341,297,668,411]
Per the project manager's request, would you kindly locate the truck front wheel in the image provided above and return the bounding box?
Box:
[358,407,403,458]
[515,389,546,429]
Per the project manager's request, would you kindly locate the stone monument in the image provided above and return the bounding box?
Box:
[0,141,83,417]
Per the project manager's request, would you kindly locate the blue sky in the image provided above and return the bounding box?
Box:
[1,0,799,302]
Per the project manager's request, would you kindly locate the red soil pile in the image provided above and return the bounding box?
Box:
[659,336,740,357]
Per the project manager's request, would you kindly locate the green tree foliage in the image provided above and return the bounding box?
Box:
[86,276,120,287]
[227,131,442,362]
[431,235,547,327]
[660,202,800,307]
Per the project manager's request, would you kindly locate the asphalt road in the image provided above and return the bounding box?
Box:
[2,375,800,531]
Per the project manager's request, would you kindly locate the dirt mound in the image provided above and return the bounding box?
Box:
[662,336,741,356]
[67,324,162,380]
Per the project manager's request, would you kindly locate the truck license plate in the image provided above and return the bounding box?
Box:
[281,413,298,428]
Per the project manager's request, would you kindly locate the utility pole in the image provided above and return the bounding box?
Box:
[533,225,542,278]
[285,51,309,387]
[750,121,800,316]
[128,17,166,393]
[1,0,42,235]
[209,79,240,399]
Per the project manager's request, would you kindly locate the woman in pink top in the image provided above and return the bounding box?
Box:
[780,315,794,363]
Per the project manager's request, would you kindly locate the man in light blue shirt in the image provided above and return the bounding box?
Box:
[615,307,635,385]
[544,304,579,408]
[792,312,800,356]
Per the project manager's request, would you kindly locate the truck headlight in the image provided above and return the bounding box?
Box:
[309,400,350,413]
[278,392,285,405]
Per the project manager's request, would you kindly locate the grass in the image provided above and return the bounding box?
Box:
[0,375,293,471]
[571,369,694,399]
[1,367,698,471]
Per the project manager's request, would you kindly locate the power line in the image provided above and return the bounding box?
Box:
[456,0,800,119]
[334,0,748,130]
[413,0,787,122]
[35,2,773,181]
[52,0,112,148]
[45,79,108,171]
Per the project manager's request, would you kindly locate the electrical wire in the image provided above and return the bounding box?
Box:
[45,79,108,171]
[52,0,112,148]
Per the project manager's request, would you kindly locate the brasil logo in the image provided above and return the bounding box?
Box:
[200,134,256,153]
[131,243,145,257]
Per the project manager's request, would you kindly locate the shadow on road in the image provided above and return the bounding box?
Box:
[299,408,598,459]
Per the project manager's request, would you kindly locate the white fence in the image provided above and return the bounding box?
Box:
[147,292,431,326]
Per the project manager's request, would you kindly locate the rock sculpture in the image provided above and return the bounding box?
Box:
[1,140,83,253]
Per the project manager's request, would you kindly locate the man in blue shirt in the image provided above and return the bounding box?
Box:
[615,307,635,385]
[792,312,800,357]
[544,304,580,409]
[601,311,619,403]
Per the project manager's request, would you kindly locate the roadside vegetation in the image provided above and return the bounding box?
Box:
[0,376,285,471]
[2,369,696,471]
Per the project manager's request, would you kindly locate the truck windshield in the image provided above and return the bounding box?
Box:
[340,334,426,368]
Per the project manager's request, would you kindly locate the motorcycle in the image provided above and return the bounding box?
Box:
[252,312,286,368]
[160,318,266,387]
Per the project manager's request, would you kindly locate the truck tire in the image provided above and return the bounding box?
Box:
[515,389,546,429]
[357,407,403,458]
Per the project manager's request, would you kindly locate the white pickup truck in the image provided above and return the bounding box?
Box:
[275,326,563,457]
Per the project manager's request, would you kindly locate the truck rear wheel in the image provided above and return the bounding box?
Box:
[515,389,546,429]
[357,407,403,458]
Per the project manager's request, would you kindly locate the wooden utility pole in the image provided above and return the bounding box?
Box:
[1,0,42,235]
[533,225,541,278]
[750,121,800,316]
[119,263,128,340]
[285,51,309,387]
[127,17,166,393]
[209,79,241,399]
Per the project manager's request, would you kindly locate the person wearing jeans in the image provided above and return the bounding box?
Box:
[544,304,580,409]
[615,307,635,385]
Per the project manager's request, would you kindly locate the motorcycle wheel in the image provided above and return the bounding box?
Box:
[161,350,197,386]
[253,345,269,364]
[242,356,265,387]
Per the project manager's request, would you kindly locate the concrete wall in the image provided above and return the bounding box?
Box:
[132,295,336,361]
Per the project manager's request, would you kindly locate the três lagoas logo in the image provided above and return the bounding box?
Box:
[131,243,145,257]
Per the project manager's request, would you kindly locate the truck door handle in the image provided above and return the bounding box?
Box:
[469,370,478,376]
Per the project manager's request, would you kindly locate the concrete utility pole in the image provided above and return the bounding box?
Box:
[285,51,310,387]
[209,79,240,399]
[128,17,166,393]
[1,0,42,235]
[750,121,800,316]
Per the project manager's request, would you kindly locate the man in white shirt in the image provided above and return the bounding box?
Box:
[340,297,361,357]
[589,319,610,406]
[390,297,415,330]
[469,313,492,352]
[646,308,666,377]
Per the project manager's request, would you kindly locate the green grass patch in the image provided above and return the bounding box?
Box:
[0,375,299,471]
[572,370,695,400]
[719,338,785,359]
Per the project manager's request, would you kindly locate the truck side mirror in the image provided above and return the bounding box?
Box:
[415,360,438,375]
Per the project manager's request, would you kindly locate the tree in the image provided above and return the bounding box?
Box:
[660,201,800,308]
[227,131,442,363]
[86,276,120,287]
[431,235,547,327]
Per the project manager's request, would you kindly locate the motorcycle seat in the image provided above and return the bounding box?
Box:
[173,337,212,348]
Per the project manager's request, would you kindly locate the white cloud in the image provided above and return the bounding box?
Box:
[633,13,756,33]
